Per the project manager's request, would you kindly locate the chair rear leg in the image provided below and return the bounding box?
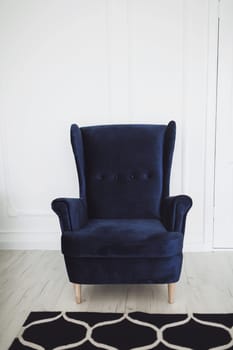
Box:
[168,283,175,304]
[74,283,81,304]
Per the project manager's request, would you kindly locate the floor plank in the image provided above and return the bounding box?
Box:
[0,251,233,349]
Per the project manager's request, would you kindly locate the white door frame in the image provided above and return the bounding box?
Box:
[203,0,220,250]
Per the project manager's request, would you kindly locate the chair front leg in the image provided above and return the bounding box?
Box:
[74,283,81,304]
[168,283,175,304]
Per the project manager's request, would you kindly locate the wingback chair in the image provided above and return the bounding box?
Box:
[52,122,192,304]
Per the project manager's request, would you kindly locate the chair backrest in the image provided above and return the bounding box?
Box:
[71,122,176,219]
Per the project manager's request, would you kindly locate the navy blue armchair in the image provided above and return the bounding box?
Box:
[52,122,192,304]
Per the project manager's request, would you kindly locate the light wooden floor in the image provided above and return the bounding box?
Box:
[0,251,233,349]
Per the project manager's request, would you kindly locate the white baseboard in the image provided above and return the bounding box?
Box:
[0,231,60,250]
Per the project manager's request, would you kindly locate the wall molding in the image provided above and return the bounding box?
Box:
[0,122,53,217]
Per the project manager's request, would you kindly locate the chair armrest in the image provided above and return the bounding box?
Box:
[51,198,87,232]
[161,195,192,234]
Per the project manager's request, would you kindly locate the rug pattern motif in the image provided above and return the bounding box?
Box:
[9,312,233,349]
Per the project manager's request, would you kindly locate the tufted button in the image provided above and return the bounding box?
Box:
[96,174,104,181]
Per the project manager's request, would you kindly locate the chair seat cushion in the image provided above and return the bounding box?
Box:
[62,219,183,258]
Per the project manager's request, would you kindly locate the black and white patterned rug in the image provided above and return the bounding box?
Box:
[9,312,233,349]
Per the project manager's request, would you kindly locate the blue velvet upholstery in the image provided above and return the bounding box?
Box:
[52,198,87,231]
[64,255,183,284]
[80,124,167,218]
[62,219,183,258]
[52,121,192,286]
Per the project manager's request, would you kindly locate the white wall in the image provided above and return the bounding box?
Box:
[0,0,219,250]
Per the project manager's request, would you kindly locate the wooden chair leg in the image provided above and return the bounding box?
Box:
[74,283,81,304]
[168,283,175,304]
